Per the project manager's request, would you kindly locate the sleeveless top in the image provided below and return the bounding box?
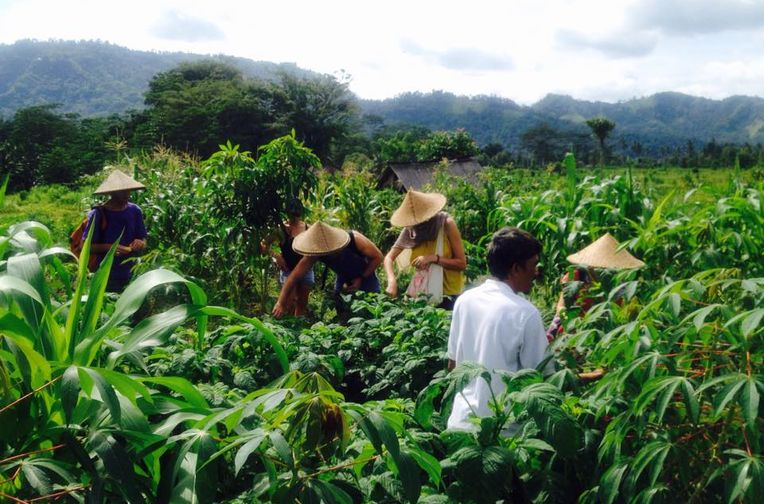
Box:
[409,232,465,296]
[280,223,308,270]
[320,231,369,284]
[281,234,302,270]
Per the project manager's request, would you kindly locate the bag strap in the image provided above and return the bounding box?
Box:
[435,224,445,256]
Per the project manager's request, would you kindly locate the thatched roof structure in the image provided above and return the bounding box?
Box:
[378,157,484,191]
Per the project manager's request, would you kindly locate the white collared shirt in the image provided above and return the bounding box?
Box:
[447,278,549,431]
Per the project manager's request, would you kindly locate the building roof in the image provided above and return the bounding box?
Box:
[379,157,484,191]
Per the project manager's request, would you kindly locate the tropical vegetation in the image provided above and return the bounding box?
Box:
[0,137,762,502]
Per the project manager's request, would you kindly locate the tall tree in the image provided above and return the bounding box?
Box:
[586,117,616,166]
[270,72,359,165]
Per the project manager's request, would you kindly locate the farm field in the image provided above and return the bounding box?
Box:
[0,150,762,503]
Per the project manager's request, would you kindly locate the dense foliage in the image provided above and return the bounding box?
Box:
[0,136,763,503]
[3,40,764,185]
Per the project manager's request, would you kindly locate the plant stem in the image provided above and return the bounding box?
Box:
[0,444,66,466]
[305,455,380,479]
[0,375,62,416]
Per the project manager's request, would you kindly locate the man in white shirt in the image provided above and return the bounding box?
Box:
[447,227,549,431]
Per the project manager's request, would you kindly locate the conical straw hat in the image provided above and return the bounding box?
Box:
[94,169,146,195]
[293,221,351,256]
[390,190,447,227]
[566,233,645,270]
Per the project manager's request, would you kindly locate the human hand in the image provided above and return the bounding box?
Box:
[272,301,286,318]
[129,238,146,251]
[274,256,288,272]
[116,245,133,256]
[412,254,436,270]
[345,277,362,292]
[385,280,398,297]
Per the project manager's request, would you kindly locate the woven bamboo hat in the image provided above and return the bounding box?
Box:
[293,221,351,256]
[94,169,146,195]
[390,190,447,227]
[567,233,645,270]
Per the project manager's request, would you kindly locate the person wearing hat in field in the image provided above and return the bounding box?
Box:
[261,197,314,317]
[383,190,466,310]
[83,169,148,292]
[546,233,645,342]
[271,221,383,318]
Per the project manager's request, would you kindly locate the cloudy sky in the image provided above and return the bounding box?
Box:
[1,0,763,104]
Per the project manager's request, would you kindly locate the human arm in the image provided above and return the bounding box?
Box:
[272,256,316,318]
[383,246,403,297]
[261,230,288,272]
[83,209,133,256]
[129,206,148,252]
[411,217,467,271]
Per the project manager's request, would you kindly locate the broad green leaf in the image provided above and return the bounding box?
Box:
[624,440,672,497]
[64,220,98,358]
[714,378,747,416]
[739,377,761,428]
[170,431,219,504]
[741,309,764,339]
[61,365,81,423]
[107,304,204,367]
[89,431,143,503]
[78,237,121,346]
[200,305,288,373]
[408,446,441,486]
[234,431,267,475]
[393,449,421,503]
[309,479,354,504]
[681,304,722,331]
[513,382,582,458]
[599,462,628,504]
[80,368,121,424]
[0,312,36,346]
[139,376,209,409]
[75,268,208,366]
[21,462,52,496]
[634,376,698,424]
[2,334,50,387]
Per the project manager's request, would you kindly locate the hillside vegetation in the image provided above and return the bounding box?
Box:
[2,40,764,159]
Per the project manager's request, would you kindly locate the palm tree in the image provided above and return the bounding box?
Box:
[585,117,615,166]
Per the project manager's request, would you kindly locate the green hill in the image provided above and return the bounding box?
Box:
[0,39,318,116]
[2,40,763,157]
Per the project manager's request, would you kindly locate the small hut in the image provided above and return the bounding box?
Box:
[378,157,484,191]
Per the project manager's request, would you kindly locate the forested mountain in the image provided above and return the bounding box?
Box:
[0,39,318,116]
[362,91,764,155]
[2,40,764,159]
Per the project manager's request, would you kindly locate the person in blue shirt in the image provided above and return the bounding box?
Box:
[83,170,148,292]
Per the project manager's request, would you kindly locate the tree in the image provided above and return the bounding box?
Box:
[270,72,360,165]
[521,123,560,166]
[585,117,616,166]
[137,61,277,157]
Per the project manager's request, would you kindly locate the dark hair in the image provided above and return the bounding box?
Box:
[285,197,304,217]
[487,227,542,279]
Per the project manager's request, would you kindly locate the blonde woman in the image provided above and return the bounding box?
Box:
[383,190,466,309]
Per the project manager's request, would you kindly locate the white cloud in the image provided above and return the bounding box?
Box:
[0,0,763,104]
[628,0,764,35]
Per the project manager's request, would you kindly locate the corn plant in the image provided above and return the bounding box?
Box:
[0,220,287,502]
